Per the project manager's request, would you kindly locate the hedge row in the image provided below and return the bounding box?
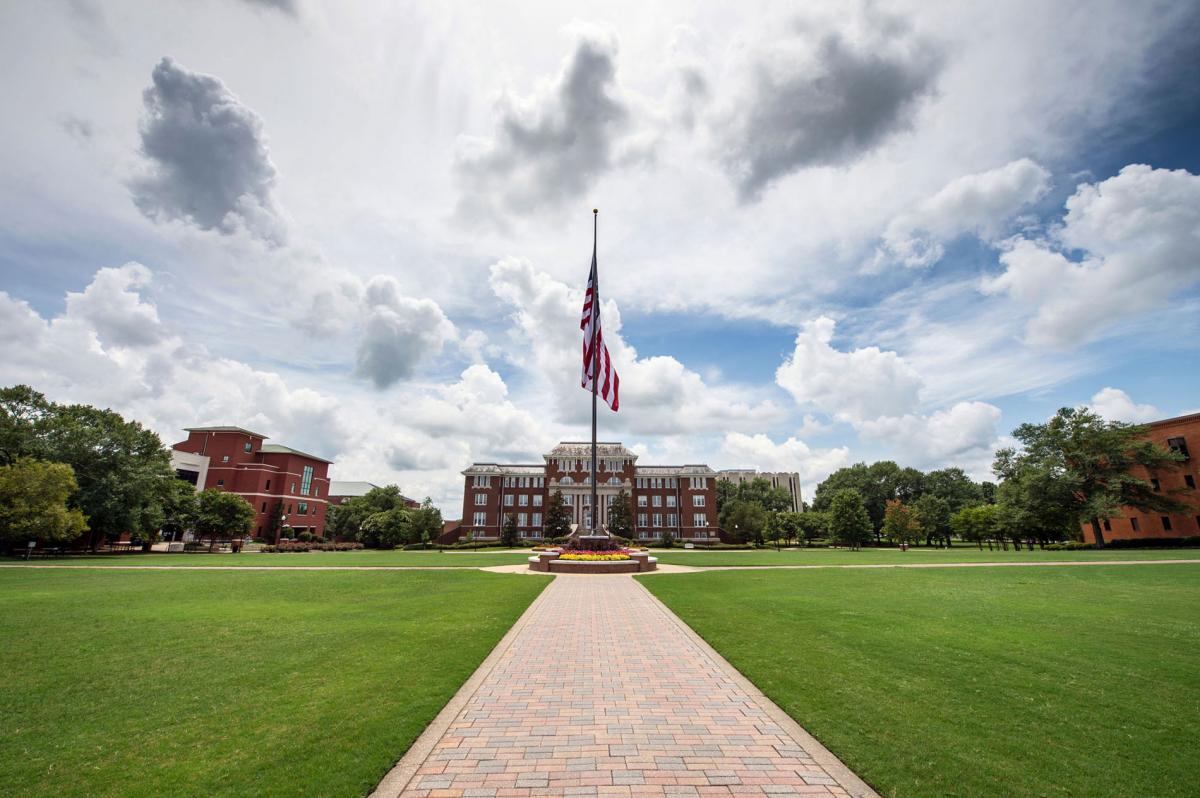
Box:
[261,542,365,553]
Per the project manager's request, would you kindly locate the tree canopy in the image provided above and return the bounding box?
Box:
[0,458,89,547]
[544,490,572,538]
[191,488,254,550]
[994,407,1185,547]
[827,489,872,550]
[607,489,633,538]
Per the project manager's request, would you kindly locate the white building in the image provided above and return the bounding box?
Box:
[717,469,804,513]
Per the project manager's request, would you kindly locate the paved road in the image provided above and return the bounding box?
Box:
[372,574,876,797]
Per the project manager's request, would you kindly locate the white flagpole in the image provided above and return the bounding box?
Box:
[590,208,599,536]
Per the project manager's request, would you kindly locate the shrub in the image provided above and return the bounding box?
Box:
[260,542,364,553]
[1044,541,1096,551]
[1103,535,1200,549]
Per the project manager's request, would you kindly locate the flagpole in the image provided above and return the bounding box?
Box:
[590,208,599,536]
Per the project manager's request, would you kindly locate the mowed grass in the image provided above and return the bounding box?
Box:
[640,564,1200,797]
[0,569,549,798]
[4,548,533,567]
[651,546,1200,567]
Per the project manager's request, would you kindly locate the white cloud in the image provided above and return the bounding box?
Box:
[721,431,851,487]
[63,262,165,347]
[874,158,1051,268]
[488,257,785,435]
[1088,387,1161,424]
[982,164,1200,348]
[775,316,922,423]
[854,401,1002,476]
[355,276,457,389]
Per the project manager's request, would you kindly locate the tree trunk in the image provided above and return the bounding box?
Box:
[1090,518,1106,549]
[976,539,983,550]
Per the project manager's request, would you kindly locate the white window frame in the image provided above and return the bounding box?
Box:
[693,495,705,507]
[474,493,486,506]
[504,494,514,506]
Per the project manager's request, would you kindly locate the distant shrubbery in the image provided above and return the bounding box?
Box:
[1104,536,1200,549]
[261,542,363,553]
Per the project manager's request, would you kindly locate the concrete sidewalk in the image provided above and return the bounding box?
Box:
[372,574,876,797]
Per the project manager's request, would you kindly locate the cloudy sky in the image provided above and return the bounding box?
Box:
[2,0,1198,513]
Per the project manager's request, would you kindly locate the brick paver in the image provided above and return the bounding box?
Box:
[375,575,876,797]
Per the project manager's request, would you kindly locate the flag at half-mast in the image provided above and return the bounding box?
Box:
[580,251,620,412]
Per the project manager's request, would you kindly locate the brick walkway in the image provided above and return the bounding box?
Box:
[374,575,876,797]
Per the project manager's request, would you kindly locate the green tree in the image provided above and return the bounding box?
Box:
[777,511,802,546]
[828,489,872,551]
[409,499,443,547]
[607,489,634,539]
[544,490,572,539]
[0,458,89,547]
[719,499,767,544]
[912,493,953,547]
[882,499,922,546]
[814,462,925,537]
[716,477,792,514]
[762,512,785,549]
[157,477,198,549]
[501,512,520,547]
[192,489,254,551]
[951,504,999,550]
[794,511,828,546]
[923,468,984,513]
[0,386,173,549]
[360,507,411,549]
[995,407,1185,548]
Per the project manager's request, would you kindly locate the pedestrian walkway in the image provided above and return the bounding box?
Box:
[372,575,876,797]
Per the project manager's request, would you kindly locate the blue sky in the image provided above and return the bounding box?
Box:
[1,1,1198,512]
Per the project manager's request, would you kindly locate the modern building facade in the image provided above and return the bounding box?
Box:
[1080,412,1200,543]
[717,469,804,513]
[171,426,334,542]
[457,442,720,542]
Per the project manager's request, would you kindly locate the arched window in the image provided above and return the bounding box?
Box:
[560,476,574,485]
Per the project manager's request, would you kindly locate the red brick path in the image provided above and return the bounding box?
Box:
[375,575,876,797]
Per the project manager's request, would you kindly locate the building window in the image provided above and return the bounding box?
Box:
[1162,516,1173,531]
[222,455,230,463]
[473,511,486,527]
[300,466,314,496]
[519,494,529,506]
[532,513,542,527]
[693,495,705,507]
[653,513,662,527]
[560,476,574,485]
[690,477,707,489]
[666,495,677,507]
[668,513,677,527]
[291,482,297,493]
[474,493,486,506]
[261,502,267,512]
[652,495,662,507]
[297,502,308,515]
[1186,475,1196,489]
[504,494,514,506]
[216,479,224,486]
[637,513,647,528]
[694,513,708,527]
[1131,517,1140,532]
[1167,436,1190,459]
[1151,478,1161,492]
[518,513,527,527]
[473,475,490,488]
[637,495,648,507]
[243,442,252,453]
[563,495,573,506]
[265,480,270,490]
[1103,519,1111,531]
[533,494,543,507]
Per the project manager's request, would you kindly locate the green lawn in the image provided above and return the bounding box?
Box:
[640,564,1200,798]
[651,546,1200,567]
[4,549,533,567]
[0,569,549,798]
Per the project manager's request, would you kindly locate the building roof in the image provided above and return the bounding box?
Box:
[463,464,547,476]
[184,425,270,438]
[546,441,639,459]
[328,480,380,497]
[1149,412,1200,428]
[635,465,716,475]
[258,443,335,464]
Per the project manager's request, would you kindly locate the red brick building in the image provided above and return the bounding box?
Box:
[455,442,720,542]
[1081,413,1200,543]
[171,426,333,542]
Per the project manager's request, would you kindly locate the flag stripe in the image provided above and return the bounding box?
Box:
[580,254,619,412]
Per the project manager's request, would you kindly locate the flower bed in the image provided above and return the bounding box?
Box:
[559,549,633,561]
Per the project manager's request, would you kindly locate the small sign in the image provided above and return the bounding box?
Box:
[26,541,36,548]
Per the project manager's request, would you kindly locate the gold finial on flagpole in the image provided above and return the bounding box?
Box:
[593,208,598,214]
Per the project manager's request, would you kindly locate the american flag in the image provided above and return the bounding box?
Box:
[581,251,619,411]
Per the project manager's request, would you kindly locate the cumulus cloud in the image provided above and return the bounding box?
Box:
[355,276,456,389]
[488,257,784,435]
[774,316,1002,474]
[131,57,286,244]
[874,158,1051,268]
[719,8,942,200]
[775,316,922,423]
[62,262,165,347]
[455,25,630,220]
[982,164,1200,348]
[1088,387,1161,424]
[238,0,297,15]
[721,432,851,487]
